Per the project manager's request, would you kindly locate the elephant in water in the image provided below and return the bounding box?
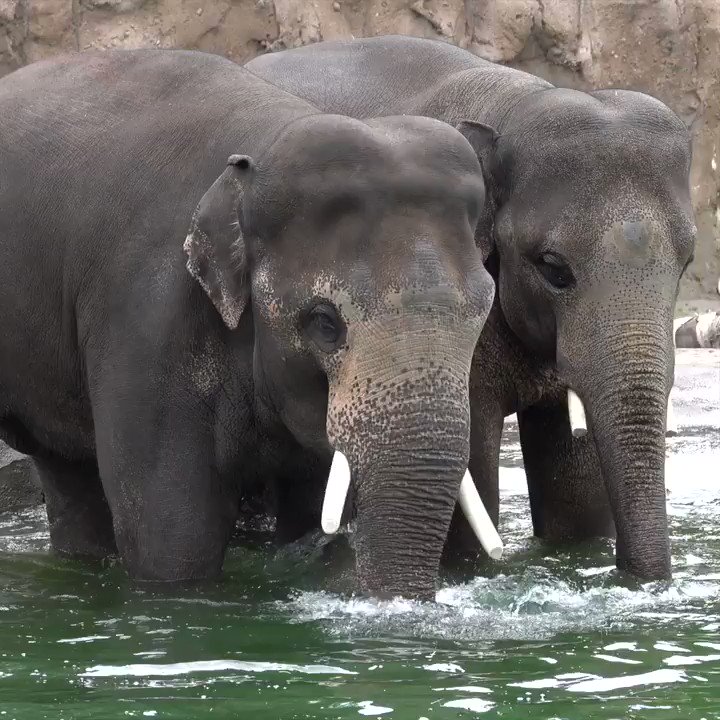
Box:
[0,49,498,599]
[248,35,696,580]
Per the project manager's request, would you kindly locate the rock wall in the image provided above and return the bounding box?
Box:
[0,0,718,303]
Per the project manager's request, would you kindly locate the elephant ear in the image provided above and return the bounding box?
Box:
[456,120,501,263]
[184,154,254,330]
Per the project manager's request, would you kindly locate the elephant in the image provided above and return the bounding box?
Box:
[0,48,500,599]
[247,35,697,580]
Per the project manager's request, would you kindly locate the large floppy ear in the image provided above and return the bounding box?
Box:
[184,154,254,330]
[456,120,501,263]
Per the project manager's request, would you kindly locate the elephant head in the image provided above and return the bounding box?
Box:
[467,89,695,580]
[184,114,497,598]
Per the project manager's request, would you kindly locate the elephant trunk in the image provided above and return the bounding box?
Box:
[326,317,479,599]
[569,321,673,580]
[352,398,469,599]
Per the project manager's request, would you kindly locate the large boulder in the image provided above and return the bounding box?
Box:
[675,311,720,348]
[0,443,42,512]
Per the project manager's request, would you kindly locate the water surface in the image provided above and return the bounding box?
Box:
[1,351,718,718]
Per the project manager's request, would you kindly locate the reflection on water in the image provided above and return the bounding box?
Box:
[0,354,718,718]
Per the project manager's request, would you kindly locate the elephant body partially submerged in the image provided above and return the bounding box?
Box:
[0,49,496,598]
[248,35,696,580]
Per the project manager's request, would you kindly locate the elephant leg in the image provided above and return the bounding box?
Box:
[91,387,240,582]
[102,441,239,582]
[442,400,504,564]
[34,456,117,559]
[518,402,614,541]
[101,451,238,582]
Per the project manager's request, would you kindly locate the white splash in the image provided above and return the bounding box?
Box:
[81,660,357,678]
[511,669,688,694]
[663,654,720,667]
[423,663,464,673]
[443,698,495,712]
[566,668,687,693]
[593,654,643,665]
[357,701,393,716]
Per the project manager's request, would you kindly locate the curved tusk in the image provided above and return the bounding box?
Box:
[567,389,588,438]
[666,388,678,436]
[458,470,504,561]
[321,450,351,535]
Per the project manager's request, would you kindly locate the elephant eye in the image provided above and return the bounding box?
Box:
[302,302,346,352]
[535,252,575,290]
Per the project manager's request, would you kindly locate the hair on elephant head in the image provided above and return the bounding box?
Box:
[470,89,695,580]
[184,114,497,599]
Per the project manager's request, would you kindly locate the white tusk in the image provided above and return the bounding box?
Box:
[666,388,678,436]
[458,470,504,561]
[321,450,351,535]
[567,387,678,436]
[567,389,588,438]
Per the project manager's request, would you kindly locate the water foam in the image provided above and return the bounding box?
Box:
[284,559,719,640]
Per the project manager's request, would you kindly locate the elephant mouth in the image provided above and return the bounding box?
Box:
[320,450,504,563]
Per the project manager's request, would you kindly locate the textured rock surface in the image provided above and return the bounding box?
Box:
[0,444,42,511]
[0,0,717,300]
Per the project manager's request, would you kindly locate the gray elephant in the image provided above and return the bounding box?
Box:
[0,48,498,599]
[248,35,696,580]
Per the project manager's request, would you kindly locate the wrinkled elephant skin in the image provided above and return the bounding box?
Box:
[0,49,495,599]
[248,36,696,580]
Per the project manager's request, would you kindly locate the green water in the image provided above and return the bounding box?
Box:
[1,423,719,719]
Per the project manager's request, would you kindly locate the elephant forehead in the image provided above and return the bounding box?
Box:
[310,274,482,323]
[268,168,480,214]
[602,219,657,267]
[533,179,688,250]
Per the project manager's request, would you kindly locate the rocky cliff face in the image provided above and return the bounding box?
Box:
[1,0,717,303]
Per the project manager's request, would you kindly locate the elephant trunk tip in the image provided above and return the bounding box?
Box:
[616,550,672,582]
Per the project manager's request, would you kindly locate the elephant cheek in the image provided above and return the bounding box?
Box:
[498,267,556,357]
